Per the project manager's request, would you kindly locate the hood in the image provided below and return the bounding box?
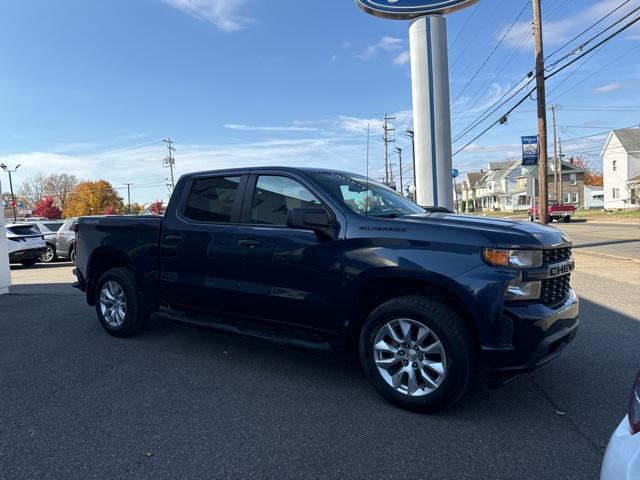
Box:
[397,213,571,248]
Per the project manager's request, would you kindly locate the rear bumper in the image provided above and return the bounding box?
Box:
[9,248,46,263]
[481,289,579,378]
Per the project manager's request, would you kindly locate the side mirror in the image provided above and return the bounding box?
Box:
[287,208,335,239]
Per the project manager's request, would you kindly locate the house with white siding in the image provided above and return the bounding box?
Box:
[602,128,640,210]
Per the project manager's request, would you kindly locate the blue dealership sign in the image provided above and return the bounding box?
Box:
[521,136,539,166]
[355,0,478,19]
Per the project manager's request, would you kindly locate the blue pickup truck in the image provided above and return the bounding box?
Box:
[73,167,579,412]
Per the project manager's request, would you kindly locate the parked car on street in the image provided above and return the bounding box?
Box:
[6,223,46,267]
[601,369,640,479]
[528,200,576,223]
[73,168,579,413]
[19,219,64,263]
[56,217,78,262]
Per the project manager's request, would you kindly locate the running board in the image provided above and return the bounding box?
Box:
[156,308,332,354]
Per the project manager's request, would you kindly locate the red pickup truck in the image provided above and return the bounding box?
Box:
[528,201,576,223]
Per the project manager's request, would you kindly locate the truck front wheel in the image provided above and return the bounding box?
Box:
[359,295,475,413]
[95,268,149,338]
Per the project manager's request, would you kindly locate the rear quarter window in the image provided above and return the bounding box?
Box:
[7,225,40,236]
[184,176,242,223]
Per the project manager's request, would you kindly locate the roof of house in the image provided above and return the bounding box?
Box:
[488,161,513,171]
[603,127,640,155]
[465,172,486,188]
[629,174,640,183]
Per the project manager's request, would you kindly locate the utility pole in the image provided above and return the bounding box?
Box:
[0,163,20,223]
[163,138,176,192]
[550,104,559,201]
[383,115,395,185]
[396,147,404,195]
[533,0,549,224]
[125,183,133,215]
[559,137,564,205]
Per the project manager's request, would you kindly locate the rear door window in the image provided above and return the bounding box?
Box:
[184,176,242,223]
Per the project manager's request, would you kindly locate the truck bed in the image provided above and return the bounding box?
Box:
[75,215,163,305]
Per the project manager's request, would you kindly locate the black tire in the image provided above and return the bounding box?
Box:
[528,214,534,222]
[39,244,57,263]
[95,268,149,338]
[21,259,37,267]
[359,295,475,413]
[563,216,571,223]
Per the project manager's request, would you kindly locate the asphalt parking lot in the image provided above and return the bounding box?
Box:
[1,227,639,480]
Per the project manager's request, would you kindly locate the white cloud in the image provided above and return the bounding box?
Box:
[357,36,404,60]
[162,0,253,32]
[394,51,411,65]
[224,124,319,132]
[593,82,624,93]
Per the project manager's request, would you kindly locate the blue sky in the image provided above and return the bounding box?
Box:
[1,0,639,203]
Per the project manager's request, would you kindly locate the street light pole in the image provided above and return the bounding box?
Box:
[405,129,417,188]
[0,163,21,223]
[396,147,404,195]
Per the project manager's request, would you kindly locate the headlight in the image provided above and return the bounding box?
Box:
[483,248,543,269]
[505,274,541,301]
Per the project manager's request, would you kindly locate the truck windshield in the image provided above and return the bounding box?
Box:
[311,172,425,218]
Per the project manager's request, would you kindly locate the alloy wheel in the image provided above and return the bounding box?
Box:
[99,281,127,327]
[373,318,447,397]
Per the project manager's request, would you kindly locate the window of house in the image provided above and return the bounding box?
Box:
[184,176,241,223]
[613,188,620,199]
[250,176,321,226]
[563,193,570,204]
[570,174,577,185]
[572,192,579,204]
[612,160,617,172]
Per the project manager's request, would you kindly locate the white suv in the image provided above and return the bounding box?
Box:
[6,223,46,267]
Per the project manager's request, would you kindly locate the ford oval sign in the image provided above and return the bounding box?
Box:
[356,0,478,19]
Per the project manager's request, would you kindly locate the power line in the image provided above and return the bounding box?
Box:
[453,11,640,155]
[549,41,640,102]
[546,3,640,71]
[451,0,531,105]
[545,0,632,62]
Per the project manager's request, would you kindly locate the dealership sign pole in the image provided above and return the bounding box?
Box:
[355,0,477,209]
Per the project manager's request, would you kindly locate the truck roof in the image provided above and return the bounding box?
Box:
[185,166,364,178]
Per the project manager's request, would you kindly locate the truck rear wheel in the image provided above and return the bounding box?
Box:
[95,268,149,338]
[359,295,475,413]
[563,216,571,223]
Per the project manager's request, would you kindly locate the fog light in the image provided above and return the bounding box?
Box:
[506,273,541,301]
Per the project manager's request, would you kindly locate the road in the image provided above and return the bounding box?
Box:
[556,222,640,261]
[1,232,639,479]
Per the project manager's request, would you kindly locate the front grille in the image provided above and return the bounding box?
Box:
[544,247,572,264]
[541,274,571,307]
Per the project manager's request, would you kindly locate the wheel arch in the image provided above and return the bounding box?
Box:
[85,247,131,306]
[347,270,481,350]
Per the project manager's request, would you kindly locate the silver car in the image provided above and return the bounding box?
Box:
[55,217,78,262]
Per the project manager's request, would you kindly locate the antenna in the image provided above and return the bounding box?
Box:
[366,123,370,217]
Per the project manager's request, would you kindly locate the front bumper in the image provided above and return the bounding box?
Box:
[601,416,640,480]
[481,289,579,378]
[9,248,47,264]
